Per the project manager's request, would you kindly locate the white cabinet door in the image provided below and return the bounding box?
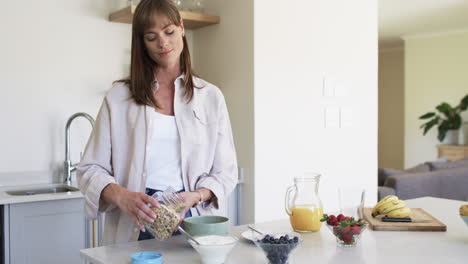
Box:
[8,199,85,264]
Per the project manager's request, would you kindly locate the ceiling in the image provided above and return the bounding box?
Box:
[379,0,468,48]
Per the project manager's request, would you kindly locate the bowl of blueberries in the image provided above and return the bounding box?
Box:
[252,232,302,264]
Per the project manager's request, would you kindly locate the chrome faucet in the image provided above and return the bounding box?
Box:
[65,112,95,185]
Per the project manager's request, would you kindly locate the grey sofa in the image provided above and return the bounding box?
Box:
[378,158,468,201]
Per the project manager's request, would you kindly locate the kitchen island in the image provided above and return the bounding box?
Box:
[80,197,468,264]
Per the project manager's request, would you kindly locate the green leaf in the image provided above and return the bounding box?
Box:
[453,115,462,129]
[437,121,449,142]
[420,119,432,129]
[419,112,436,119]
[423,122,436,135]
[437,129,447,142]
[436,102,454,117]
[421,116,440,135]
[459,94,468,111]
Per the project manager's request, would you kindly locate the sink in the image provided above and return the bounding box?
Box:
[5,185,80,196]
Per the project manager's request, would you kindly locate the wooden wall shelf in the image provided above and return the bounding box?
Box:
[109,5,220,29]
[437,144,468,161]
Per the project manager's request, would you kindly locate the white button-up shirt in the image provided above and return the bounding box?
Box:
[77,76,238,245]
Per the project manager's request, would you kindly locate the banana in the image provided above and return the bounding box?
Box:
[460,205,468,216]
[378,200,406,215]
[372,195,399,217]
[386,207,411,218]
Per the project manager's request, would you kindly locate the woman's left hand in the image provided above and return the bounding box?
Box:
[178,191,201,216]
[178,188,213,221]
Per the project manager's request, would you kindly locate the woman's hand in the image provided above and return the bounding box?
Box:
[178,188,214,220]
[101,184,160,232]
[178,191,201,218]
[179,192,201,207]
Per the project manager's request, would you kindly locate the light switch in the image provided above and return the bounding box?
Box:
[325,107,340,128]
[334,80,349,97]
[322,76,334,97]
[340,107,353,128]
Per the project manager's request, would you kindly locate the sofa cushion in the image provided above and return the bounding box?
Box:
[378,168,403,186]
[427,158,468,171]
[378,164,431,186]
[405,163,431,173]
[378,186,396,200]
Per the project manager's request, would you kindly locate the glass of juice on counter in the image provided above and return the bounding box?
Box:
[285,173,323,232]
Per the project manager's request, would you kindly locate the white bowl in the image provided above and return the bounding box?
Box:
[188,235,238,264]
[461,215,468,227]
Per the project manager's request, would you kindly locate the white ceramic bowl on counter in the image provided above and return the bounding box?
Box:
[188,235,238,264]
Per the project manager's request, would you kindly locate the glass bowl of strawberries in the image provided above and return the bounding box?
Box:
[321,213,368,247]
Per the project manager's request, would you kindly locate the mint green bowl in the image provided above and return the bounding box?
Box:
[183,216,229,237]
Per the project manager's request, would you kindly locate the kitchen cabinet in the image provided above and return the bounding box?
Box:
[109,5,220,29]
[1,198,86,264]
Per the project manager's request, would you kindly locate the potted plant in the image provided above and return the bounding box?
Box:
[419,94,468,144]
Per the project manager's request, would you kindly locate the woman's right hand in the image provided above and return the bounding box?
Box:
[101,184,160,232]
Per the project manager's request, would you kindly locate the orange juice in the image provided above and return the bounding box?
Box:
[289,205,323,232]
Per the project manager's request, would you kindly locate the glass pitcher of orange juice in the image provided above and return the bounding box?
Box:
[285,173,323,232]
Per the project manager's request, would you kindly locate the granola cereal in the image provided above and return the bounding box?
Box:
[138,188,187,240]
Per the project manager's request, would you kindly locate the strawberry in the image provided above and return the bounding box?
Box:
[351,224,361,235]
[341,234,353,244]
[333,226,340,235]
[337,214,345,222]
[332,221,339,226]
[342,226,351,234]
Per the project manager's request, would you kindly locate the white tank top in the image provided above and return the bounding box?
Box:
[146,111,184,191]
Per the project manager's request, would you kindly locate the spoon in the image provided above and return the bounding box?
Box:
[247,225,264,235]
[177,226,201,245]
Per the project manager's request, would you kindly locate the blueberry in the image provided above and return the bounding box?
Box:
[264,235,271,240]
[293,236,299,243]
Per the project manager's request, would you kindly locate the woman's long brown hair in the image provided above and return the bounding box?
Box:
[116,0,200,107]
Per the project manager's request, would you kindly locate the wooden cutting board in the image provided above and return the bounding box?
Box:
[362,208,446,231]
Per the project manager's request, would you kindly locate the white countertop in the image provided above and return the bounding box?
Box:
[0,182,83,205]
[81,197,468,264]
[80,197,468,264]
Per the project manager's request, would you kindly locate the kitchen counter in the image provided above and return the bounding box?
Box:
[80,197,468,264]
[0,182,83,205]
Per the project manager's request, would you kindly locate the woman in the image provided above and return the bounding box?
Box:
[77,0,238,245]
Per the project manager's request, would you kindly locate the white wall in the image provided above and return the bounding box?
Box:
[378,46,405,169]
[0,0,132,185]
[194,0,378,223]
[193,0,255,224]
[405,30,468,167]
[254,0,378,222]
[404,31,468,168]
